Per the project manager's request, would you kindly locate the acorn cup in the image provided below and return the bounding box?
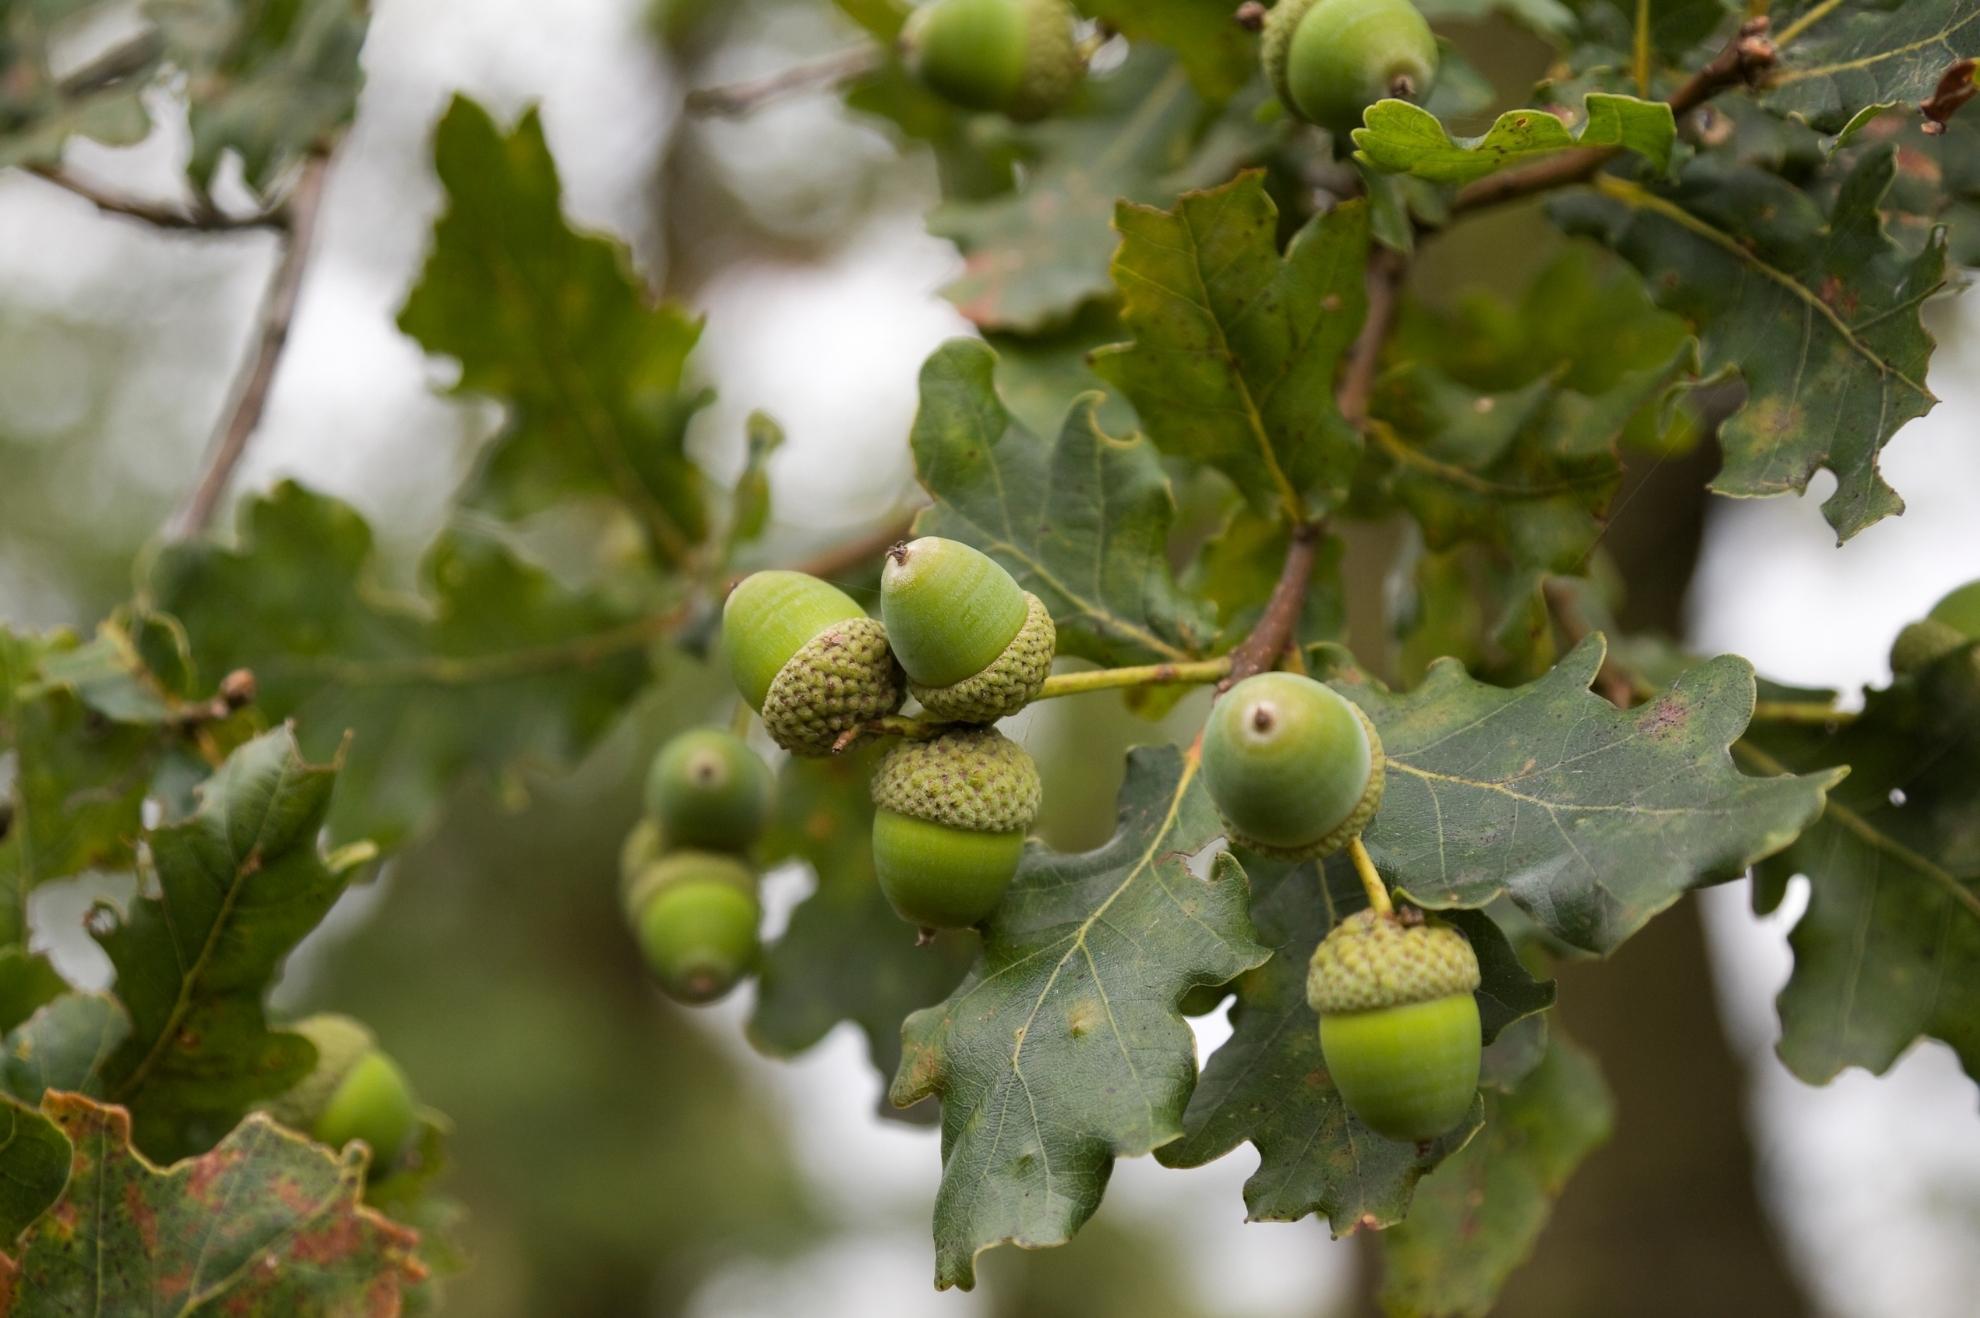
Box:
[1308,909,1482,1142]
[881,537,1055,723]
[1202,672,1385,861]
[870,726,1042,932]
[723,570,905,756]
[644,728,773,853]
[903,0,1083,122]
[1263,0,1440,137]
[626,852,763,1005]
[266,1014,419,1175]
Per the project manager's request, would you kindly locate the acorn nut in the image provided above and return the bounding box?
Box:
[870,726,1041,930]
[627,852,763,1005]
[1309,909,1481,1142]
[267,1014,419,1174]
[904,0,1083,122]
[644,728,774,853]
[1263,0,1440,138]
[724,570,905,756]
[881,537,1055,723]
[1202,672,1385,861]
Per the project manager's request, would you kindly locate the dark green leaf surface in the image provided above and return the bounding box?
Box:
[1379,1032,1614,1318]
[92,729,364,1160]
[0,1,155,166]
[0,1094,422,1314]
[1161,857,1550,1228]
[1765,1,1980,130]
[148,0,368,194]
[934,53,1258,332]
[1092,176,1370,520]
[749,752,974,1115]
[891,747,1268,1289]
[398,97,711,565]
[1747,644,1980,1087]
[0,622,192,945]
[1554,151,1943,541]
[0,1099,68,1240]
[3,993,129,1102]
[1355,95,1674,185]
[1340,637,1838,953]
[910,339,1217,668]
[147,481,658,847]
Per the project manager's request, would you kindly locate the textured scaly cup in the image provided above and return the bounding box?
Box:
[1309,909,1481,1141]
[724,570,905,756]
[869,726,1041,930]
[882,537,1055,722]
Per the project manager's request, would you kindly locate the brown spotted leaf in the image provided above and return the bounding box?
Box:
[1554,150,1943,542]
[90,729,369,1161]
[1337,637,1839,954]
[0,1092,422,1315]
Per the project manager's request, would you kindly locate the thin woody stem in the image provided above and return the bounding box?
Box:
[1348,836,1393,917]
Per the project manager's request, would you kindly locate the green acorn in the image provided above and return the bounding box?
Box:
[1891,618,1968,675]
[627,852,762,1004]
[1202,672,1385,860]
[1309,909,1481,1142]
[903,0,1083,122]
[1930,580,1980,638]
[724,570,905,756]
[267,1014,419,1173]
[1263,0,1440,138]
[881,537,1055,722]
[644,728,774,853]
[870,726,1041,930]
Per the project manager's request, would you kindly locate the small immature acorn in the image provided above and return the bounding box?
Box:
[1891,618,1968,675]
[724,570,905,756]
[1263,0,1440,138]
[644,728,774,853]
[1929,580,1980,639]
[903,0,1083,122]
[266,1014,419,1173]
[870,726,1041,930]
[1202,672,1385,860]
[881,537,1055,722]
[1308,909,1481,1142]
[627,851,762,1004]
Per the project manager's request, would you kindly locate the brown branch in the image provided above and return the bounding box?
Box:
[24,164,283,233]
[172,152,332,539]
[169,669,258,732]
[1220,521,1323,691]
[1542,578,1637,709]
[1339,245,1407,428]
[686,46,887,118]
[788,510,921,584]
[1449,17,1778,218]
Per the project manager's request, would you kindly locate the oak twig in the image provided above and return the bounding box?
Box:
[1449,18,1778,217]
[1037,658,1232,700]
[25,165,285,232]
[686,46,887,118]
[1542,578,1637,709]
[1221,523,1323,692]
[173,152,332,538]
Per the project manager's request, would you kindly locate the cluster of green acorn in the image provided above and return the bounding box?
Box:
[725,538,1053,934]
[621,728,774,1004]
[264,1014,420,1182]
[896,0,1441,144]
[1203,671,1478,1143]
